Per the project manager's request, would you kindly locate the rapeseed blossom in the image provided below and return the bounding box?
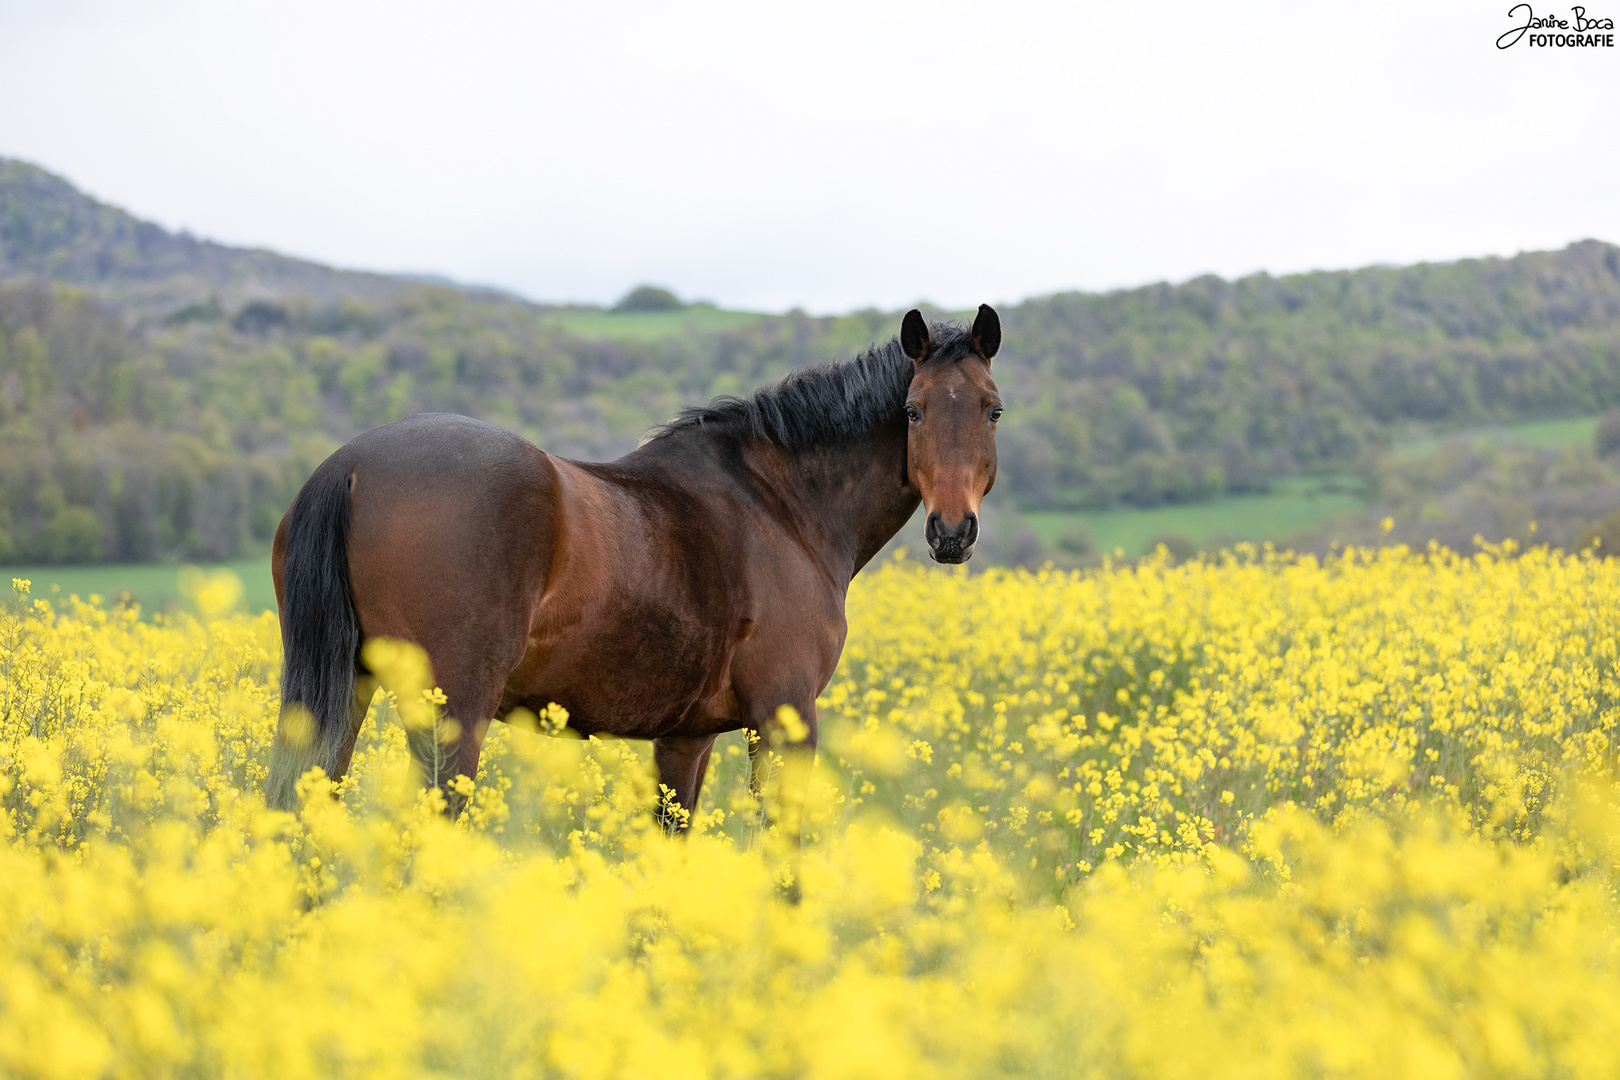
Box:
[2,547,1619,1078]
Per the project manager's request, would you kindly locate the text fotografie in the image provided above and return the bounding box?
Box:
[1497,3,1615,46]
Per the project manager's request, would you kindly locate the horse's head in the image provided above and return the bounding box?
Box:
[901,305,1002,564]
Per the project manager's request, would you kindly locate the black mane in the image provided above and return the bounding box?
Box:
[650,321,976,451]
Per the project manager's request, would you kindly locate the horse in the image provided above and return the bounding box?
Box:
[265,305,1003,832]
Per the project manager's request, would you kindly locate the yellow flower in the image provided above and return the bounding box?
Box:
[3,546,1620,1077]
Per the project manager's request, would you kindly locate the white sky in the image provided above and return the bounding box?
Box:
[1,0,1616,312]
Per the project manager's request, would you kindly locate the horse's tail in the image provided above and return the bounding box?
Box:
[266,463,360,810]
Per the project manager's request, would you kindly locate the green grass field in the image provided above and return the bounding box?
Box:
[4,558,277,616]
[10,413,1606,593]
[1496,414,1602,447]
[1392,413,1602,458]
[1020,478,1365,557]
[545,303,765,342]
[1015,413,1609,559]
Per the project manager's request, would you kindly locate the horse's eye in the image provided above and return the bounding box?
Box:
[905,404,921,423]
[989,405,1004,423]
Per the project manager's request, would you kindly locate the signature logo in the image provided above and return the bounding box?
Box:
[1497,4,1616,47]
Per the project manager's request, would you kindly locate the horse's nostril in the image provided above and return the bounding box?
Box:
[925,510,977,559]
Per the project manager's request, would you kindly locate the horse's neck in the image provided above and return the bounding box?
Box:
[751,424,920,585]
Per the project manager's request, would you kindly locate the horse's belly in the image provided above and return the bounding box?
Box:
[503,622,730,739]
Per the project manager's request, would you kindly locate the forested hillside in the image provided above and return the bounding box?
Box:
[3,155,1619,563]
[1000,241,1620,508]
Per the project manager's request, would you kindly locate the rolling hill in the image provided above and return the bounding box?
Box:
[3,154,1620,564]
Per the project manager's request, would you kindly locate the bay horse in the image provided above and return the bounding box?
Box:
[265,306,1003,831]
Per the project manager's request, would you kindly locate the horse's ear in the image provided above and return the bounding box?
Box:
[900,309,930,363]
[972,304,1001,362]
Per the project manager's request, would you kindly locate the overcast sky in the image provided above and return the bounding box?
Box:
[1,0,1616,312]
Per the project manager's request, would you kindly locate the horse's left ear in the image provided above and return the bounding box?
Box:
[972,304,1001,362]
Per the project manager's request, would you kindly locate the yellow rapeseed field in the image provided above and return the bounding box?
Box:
[4,542,1620,1078]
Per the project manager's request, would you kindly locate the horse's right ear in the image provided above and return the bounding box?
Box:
[901,309,930,363]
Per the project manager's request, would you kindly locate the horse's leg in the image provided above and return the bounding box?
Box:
[653,734,717,834]
[404,648,513,818]
[743,699,819,807]
[747,728,766,797]
[327,671,380,786]
[748,702,816,906]
[776,709,817,838]
[744,698,818,900]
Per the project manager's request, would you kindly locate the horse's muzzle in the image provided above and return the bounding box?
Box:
[926,510,979,564]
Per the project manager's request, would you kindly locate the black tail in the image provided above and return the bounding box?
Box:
[266,463,360,810]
